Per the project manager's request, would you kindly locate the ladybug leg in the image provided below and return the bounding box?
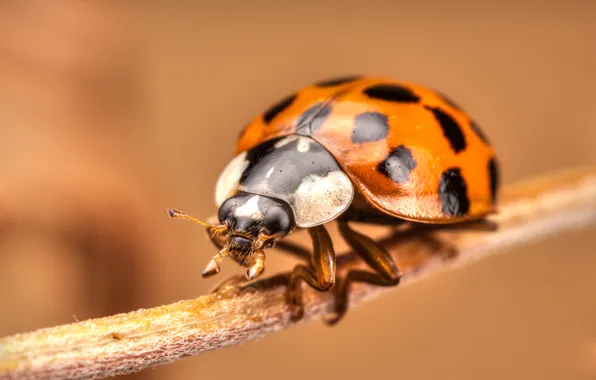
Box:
[210,232,313,262]
[286,225,336,322]
[325,221,401,325]
[204,227,249,293]
[210,238,313,293]
[203,228,242,293]
[210,249,267,293]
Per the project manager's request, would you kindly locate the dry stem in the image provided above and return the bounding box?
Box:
[1,167,596,380]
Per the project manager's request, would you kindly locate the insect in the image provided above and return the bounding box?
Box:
[168,75,499,324]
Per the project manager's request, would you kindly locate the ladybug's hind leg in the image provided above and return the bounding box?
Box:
[324,221,401,325]
[286,225,337,322]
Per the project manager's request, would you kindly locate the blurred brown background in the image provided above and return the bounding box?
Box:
[0,1,595,379]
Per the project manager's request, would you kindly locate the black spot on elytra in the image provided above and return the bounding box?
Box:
[352,112,390,143]
[439,168,470,216]
[470,120,490,144]
[377,145,417,184]
[314,75,362,87]
[263,94,297,124]
[488,157,499,204]
[435,90,462,110]
[425,106,467,154]
[296,102,333,134]
[363,84,420,103]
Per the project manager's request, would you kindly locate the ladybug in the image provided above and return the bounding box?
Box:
[168,75,500,324]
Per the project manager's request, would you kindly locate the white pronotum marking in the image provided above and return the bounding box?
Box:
[215,151,249,206]
[274,135,299,149]
[291,170,354,227]
[274,135,311,153]
[296,138,311,153]
[234,195,264,220]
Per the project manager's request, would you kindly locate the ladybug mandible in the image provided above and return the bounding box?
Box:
[169,75,500,324]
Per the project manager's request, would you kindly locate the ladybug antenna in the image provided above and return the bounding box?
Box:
[167,208,228,233]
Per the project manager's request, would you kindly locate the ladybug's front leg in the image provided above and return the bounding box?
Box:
[202,226,249,293]
[324,221,401,325]
[286,225,336,322]
[209,238,313,293]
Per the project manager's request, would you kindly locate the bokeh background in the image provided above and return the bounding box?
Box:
[1,1,595,379]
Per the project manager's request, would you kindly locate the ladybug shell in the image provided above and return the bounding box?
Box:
[236,76,499,224]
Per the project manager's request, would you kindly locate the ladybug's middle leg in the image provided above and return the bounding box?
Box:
[286,224,336,322]
[324,221,401,325]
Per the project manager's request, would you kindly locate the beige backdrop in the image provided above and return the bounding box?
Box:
[0,2,595,380]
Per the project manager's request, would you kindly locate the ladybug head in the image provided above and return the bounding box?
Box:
[168,191,295,281]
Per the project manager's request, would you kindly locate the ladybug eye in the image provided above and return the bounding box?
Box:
[263,204,293,237]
